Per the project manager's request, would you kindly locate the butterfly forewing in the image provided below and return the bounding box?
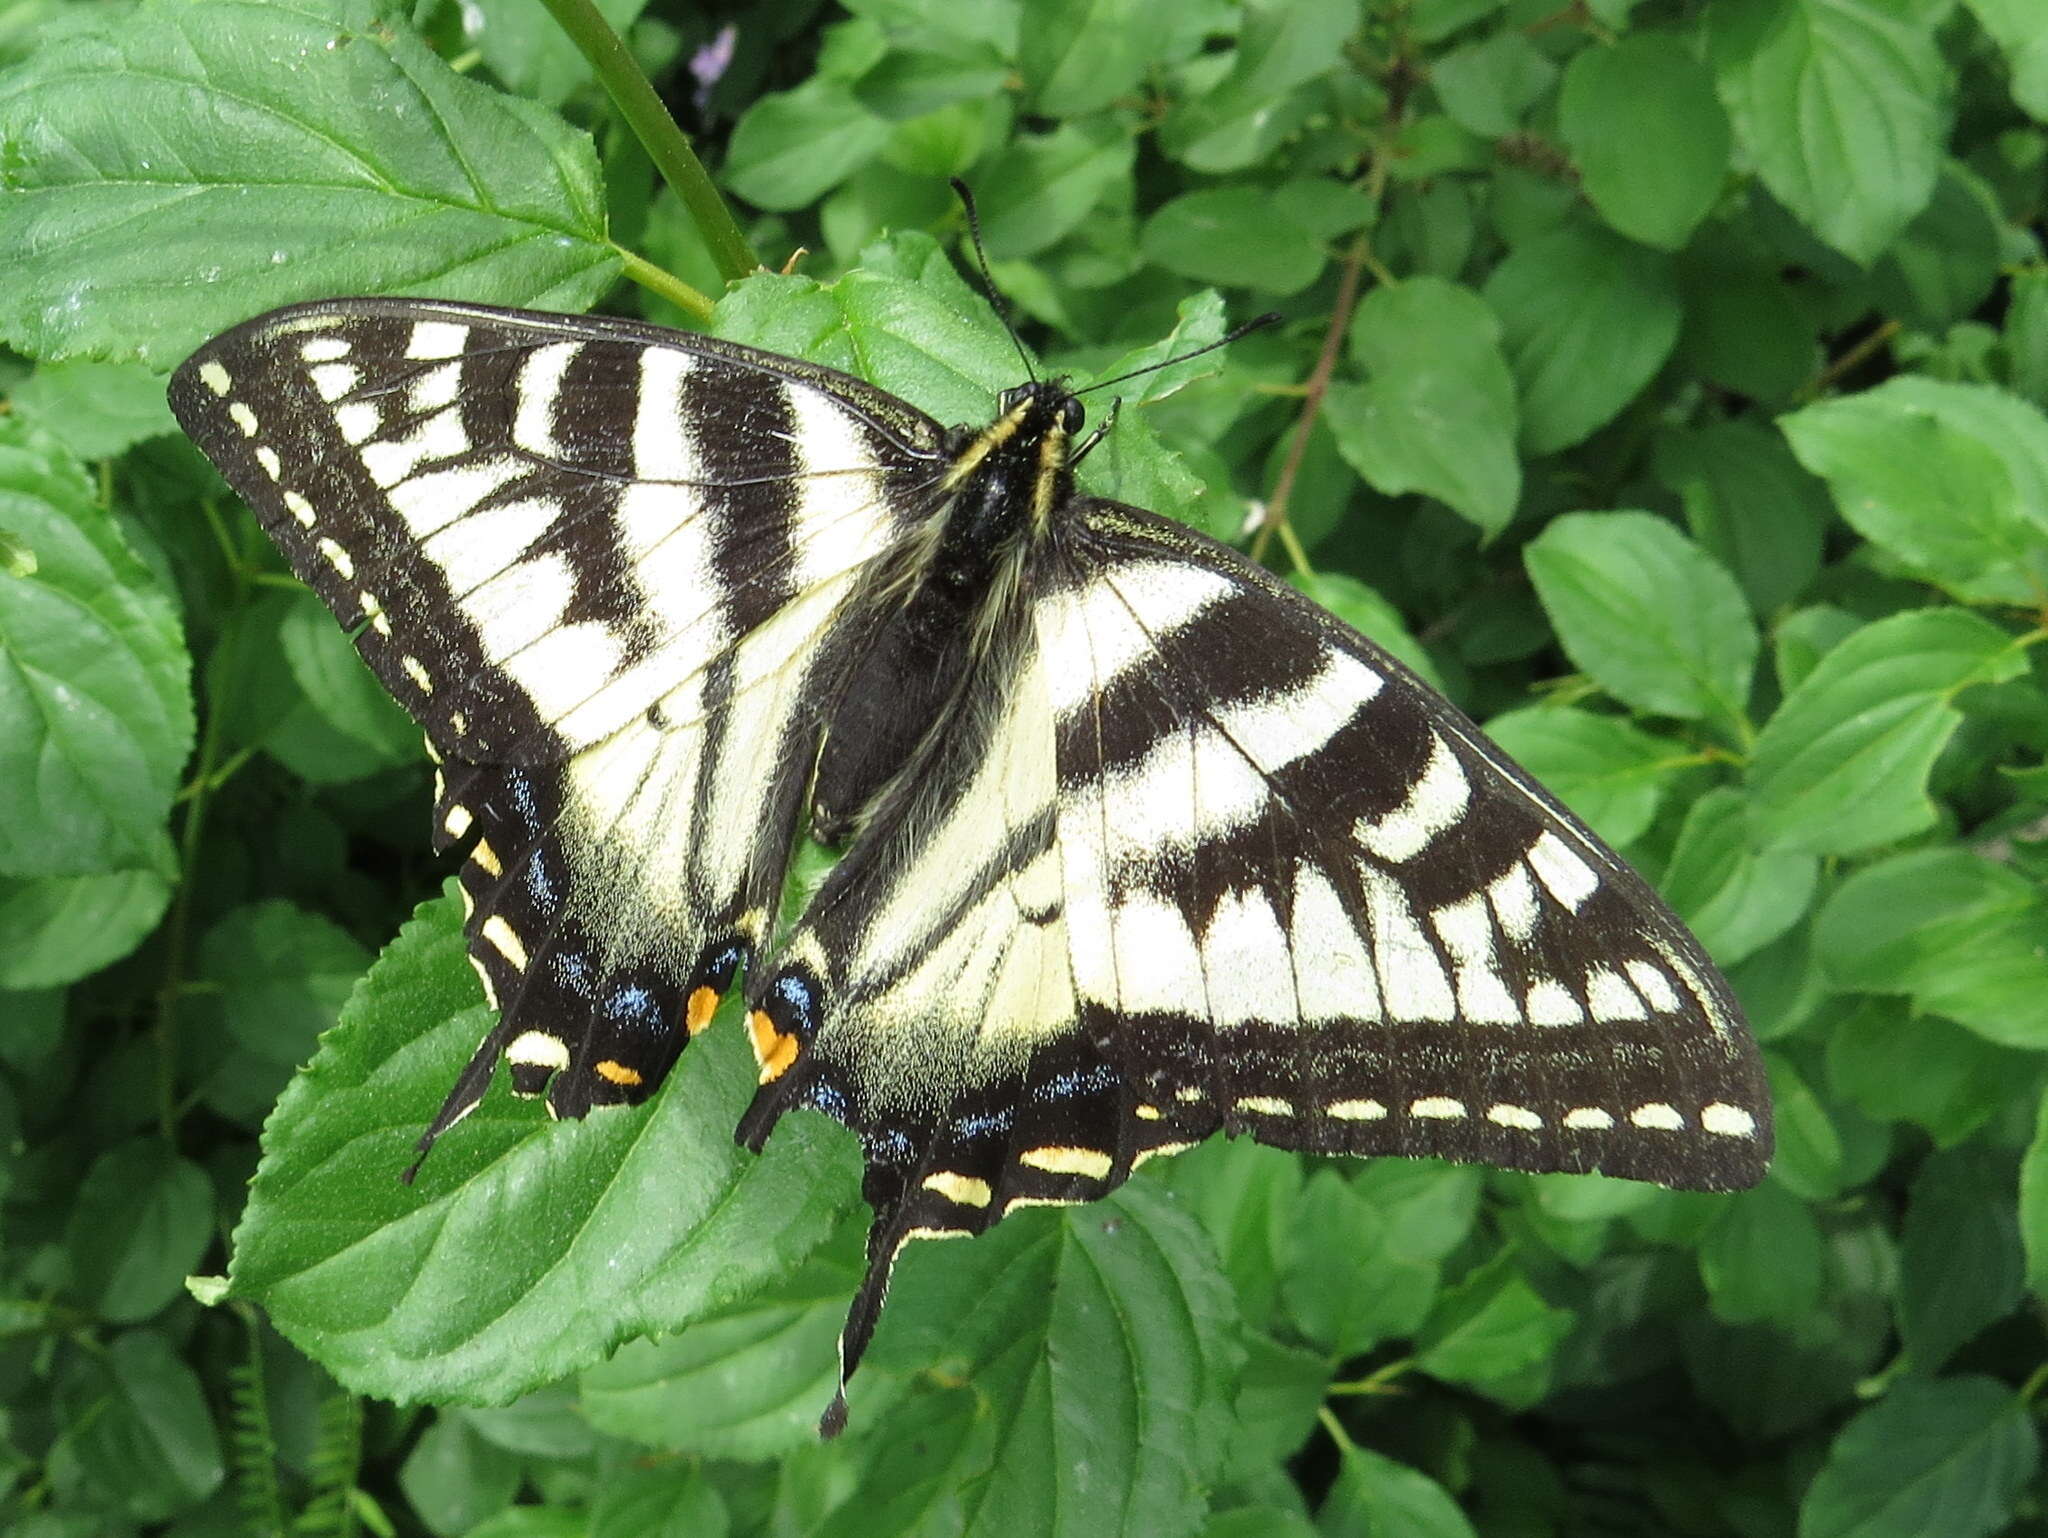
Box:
[170,300,946,1146]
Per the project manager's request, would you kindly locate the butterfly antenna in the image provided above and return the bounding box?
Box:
[1076,311,1284,398]
[950,178,1037,383]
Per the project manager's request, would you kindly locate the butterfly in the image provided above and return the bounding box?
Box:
[169,291,1771,1433]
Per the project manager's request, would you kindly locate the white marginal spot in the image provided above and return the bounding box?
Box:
[1292,862,1380,1024]
[406,320,470,360]
[1525,976,1584,1026]
[442,803,473,839]
[1019,1146,1113,1180]
[903,1226,972,1244]
[1004,1196,1079,1215]
[1235,1096,1294,1116]
[316,537,355,580]
[283,490,316,528]
[1135,1104,1163,1121]
[921,1172,993,1208]
[482,914,528,971]
[1431,893,1521,1024]
[335,400,380,444]
[255,446,281,480]
[310,362,359,402]
[1327,1099,1388,1121]
[401,655,432,693]
[1488,862,1540,946]
[1175,1086,1206,1102]
[512,341,580,457]
[1585,966,1648,1022]
[1362,867,1456,1022]
[301,335,350,363]
[1356,730,1470,863]
[1487,1103,1543,1130]
[633,346,696,480]
[1563,1107,1615,1131]
[198,360,232,396]
[1702,1103,1757,1138]
[1411,1096,1467,1120]
[1528,831,1599,911]
[1133,1142,1196,1169]
[229,401,259,437]
[1631,1103,1685,1131]
[1625,958,1682,1014]
[505,1029,568,1070]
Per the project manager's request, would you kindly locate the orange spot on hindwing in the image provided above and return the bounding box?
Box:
[686,985,720,1035]
[593,1059,643,1087]
[748,1009,800,1084]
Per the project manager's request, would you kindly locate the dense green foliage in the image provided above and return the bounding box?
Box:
[3,0,2047,1533]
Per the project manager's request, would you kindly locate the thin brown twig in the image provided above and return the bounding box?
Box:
[1250,233,1372,567]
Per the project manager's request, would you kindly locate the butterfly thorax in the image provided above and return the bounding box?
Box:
[809,382,1080,843]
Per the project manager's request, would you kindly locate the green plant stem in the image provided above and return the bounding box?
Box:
[537,0,755,284]
[616,246,716,323]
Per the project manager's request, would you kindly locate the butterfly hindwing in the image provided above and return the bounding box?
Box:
[170,300,948,1150]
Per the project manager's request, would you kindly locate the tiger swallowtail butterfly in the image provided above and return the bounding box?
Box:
[170,292,1770,1434]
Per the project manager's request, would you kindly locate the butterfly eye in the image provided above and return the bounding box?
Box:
[1059,396,1085,434]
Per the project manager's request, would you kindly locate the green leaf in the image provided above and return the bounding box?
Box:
[0,865,173,989]
[465,0,649,108]
[1226,1332,1330,1478]
[1896,1152,2023,1373]
[975,120,1133,259]
[1827,1000,2031,1149]
[1815,848,2048,1049]
[398,1413,522,1536]
[1868,163,2008,330]
[1318,1442,1477,1538]
[1965,0,2048,120]
[1157,1136,1302,1327]
[1674,234,1818,405]
[1142,186,1328,296]
[590,1463,729,1538]
[580,1229,859,1460]
[2019,1088,2048,1294]
[1710,0,1946,263]
[1484,225,1682,455]
[1415,1251,1574,1392]
[1281,1170,1437,1357]
[278,589,420,764]
[1523,511,1757,726]
[1160,0,1360,173]
[724,78,892,210]
[194,900,371,1067]
[227,889,859,1403]
[1797,1376,2037,1538]
[1746,610,2025,856]
[1289,571,1445,693]
[861,1180,1241,1538]
[1559,35,1731,250]
[64,1139,214,1323]
[47,1330,224,1521]
[1652,420,1829,616]
[1660,787,1818,968]
[1781,378,2048,604]
[11,360,177,460]
[1324,277,1520,535]
[0,0,618,368]
[1431,31,1555,138]
[1482,706,1684,849]
[0,420,190,878]
[1018,0,1153,116]
[1698,1182,1823,1326]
